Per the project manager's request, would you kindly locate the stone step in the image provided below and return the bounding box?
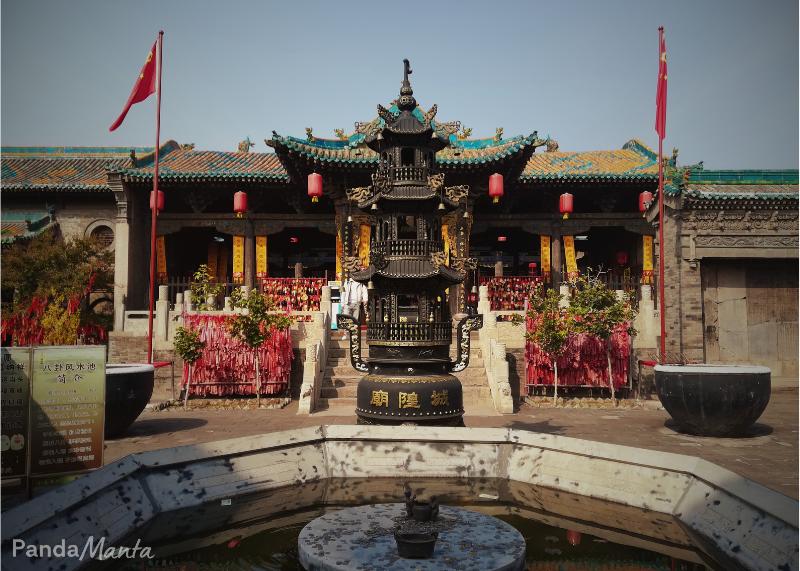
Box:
[324,365,486,379]
[321,385,358,399]
[324,357,485,370]
[325,365,367,378]
[314,397,357,414]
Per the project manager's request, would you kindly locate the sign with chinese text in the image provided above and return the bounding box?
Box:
[358,225,370,269]
[540,235,551,272]
[156,235,167,283]
[1,348,31,479]
[29,347,105,477]
[642,235,654,284]
[256,236,268,279]
[563,235,578,277]
[232,236,244,283]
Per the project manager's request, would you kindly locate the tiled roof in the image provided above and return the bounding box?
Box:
[1,146,152,158]
[2,155,132,192]
[268,131,540,167]
[521,140,658,182]
[661,168,799,205]
[119,145,289,183]
[683,184,798,206]
[1,213,55,244]
[687,170,798,185]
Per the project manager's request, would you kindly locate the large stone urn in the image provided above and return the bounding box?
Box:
[105,363,155,438]
[654,364,771,436]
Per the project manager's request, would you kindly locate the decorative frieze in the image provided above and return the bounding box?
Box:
[694,235,798,248]
[682,209,798,232]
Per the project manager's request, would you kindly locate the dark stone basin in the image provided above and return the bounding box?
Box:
[394,532,438,559]
[654,364,771,436]
[105,364,154,438]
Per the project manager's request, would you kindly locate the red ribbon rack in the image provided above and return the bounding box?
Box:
[182,313,294,397]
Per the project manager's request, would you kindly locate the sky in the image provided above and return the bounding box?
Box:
[2,0,798,169]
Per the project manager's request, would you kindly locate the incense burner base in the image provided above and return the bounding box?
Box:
[355,373,464,426]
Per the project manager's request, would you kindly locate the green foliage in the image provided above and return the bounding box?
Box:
[567,272,637,339]
[227,288,292,350]
[508,313,525,327]
[525,283,572,358]
[190,265,224,311]
[1,228,113,310]
[173,326,206,364]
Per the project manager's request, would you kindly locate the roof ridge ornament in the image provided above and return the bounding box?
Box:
[397,58,416,111]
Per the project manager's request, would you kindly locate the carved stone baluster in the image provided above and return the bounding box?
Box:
[450,314,484,373]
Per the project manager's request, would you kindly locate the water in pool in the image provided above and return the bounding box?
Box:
[107,478,716,570]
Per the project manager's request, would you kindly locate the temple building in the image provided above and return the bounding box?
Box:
[2,68,798,385]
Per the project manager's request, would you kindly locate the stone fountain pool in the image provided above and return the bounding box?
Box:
[2,426,796,571]
[105,478,709,570]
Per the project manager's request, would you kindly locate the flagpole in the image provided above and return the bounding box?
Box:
[657,26,667,363]
[146,30,164,364]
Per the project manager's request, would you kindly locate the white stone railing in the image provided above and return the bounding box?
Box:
[124,285,333,352]
[297,311,330,415]
[476,286,518,414]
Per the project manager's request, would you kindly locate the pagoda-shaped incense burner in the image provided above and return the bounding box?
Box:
[338,60,482,426]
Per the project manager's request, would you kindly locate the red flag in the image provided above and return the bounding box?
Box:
[655,27,667,140]
[109,40,158,132]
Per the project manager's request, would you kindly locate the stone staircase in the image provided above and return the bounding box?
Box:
[318,332,490,412]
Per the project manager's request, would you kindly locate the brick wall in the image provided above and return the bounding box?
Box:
[108,332,180,401]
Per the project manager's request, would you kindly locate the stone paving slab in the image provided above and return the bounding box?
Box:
[103,388,798,499]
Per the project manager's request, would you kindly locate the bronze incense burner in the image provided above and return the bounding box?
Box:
[338,60,482,426]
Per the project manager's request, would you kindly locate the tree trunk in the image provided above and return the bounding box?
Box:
[255,350,261,408]
[606,344,616,405]
[183,365,192,411]
[553,359,558,406]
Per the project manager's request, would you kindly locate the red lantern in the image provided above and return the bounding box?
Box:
[488,173,504,204]
[528,262,537,275]
[233,191,248,218]
[308,173,323,203]
[639,190,654,212]
[566,530,582,547]
[497,235,507,243]
[149,189,164,212]
[616,251,629,266]
[559,193,573,220]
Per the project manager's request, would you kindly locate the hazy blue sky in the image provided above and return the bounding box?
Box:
[2,0,797,168]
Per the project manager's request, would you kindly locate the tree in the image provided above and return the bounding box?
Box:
[227,288,293,406]
[189,264,224,311]
[173,326,206,410]
[526,283,572,404]
[2,228,112,307]
[1,228,113,345]
[567,272,636,403]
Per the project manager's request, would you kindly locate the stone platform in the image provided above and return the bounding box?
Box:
[298,503,525,571]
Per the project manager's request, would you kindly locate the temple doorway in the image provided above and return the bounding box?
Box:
[268,227,335,278]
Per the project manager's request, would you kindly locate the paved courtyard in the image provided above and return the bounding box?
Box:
[104,387,799,499]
